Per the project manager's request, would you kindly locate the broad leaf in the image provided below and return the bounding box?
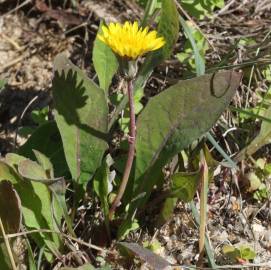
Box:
[158,171,199,225]
[5,153,27,169]
[120,71,241,232]
[20,145,73,236]
[181,0,225,19]
[134,71,241,188]
[93,32,118,93]
[0,161,61,261]
[18,159,48,181]
[239,246,256,260]
[158,0,179,60]
[222,245,256,262]
[33,149,54,178]
[19,121,68,178]
[17,154,73,236]
[222,245,240,261]
[136,0,179,87]
[52,54,108,186]
[170,171,199,201]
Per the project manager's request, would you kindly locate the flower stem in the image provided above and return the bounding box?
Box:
[109,79,136,220]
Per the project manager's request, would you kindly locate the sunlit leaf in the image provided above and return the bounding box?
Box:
[19,121,69,178]
[133,71,241,196]
[93,26,118,94]
[235,105,271,161]
[0,161,61,261]
[52,54,108,186]
[171,171,199,201]
[120,71,241,237]
[33,149,54,178]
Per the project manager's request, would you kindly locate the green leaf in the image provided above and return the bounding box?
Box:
[93,28,118,93]
[157,0,179,60]
[120,71,241,234]
[0,242,12,270]
[222,245,240,261]
[93,158,110,234]
[235,105,271,161]
[52,54,108,186]
[33,149,54,178]
[0,161,61,261]
[179,17,205,75]
[0,79,6,91]
[12,152,72,237]
[157,197,177,225]
[117,219,139,240]
[157,170,201,225]
[181,0,224,19]
[137,0,179,82]
[133,71,241,195]
[26,238,37,270]
[253,184,269,201]
[171,171,199,201]
[246,172,261,192]
[239,246,256,261]
[223,245,256,262]
[5,153,27,169]
[19,121,69,178]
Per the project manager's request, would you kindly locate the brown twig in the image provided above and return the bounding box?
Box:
[197,153,209,267]
[14,95,39,149]
[0,53,30,74]
[2,0,32,17]
[109,79,136,220]
[6,229,110,253]
[0,33,23,51]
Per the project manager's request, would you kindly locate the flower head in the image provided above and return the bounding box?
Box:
[98,21,165,60]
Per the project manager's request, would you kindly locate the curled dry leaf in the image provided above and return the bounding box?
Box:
[0,180,22,233]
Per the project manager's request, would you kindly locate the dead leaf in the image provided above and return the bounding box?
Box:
[0,180,22,233]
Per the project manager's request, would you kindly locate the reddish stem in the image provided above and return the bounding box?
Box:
[109,79,136,220]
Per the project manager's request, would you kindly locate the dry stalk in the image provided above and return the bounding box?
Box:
[0,217,17,270]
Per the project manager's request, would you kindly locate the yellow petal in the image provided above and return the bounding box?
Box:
[97,21,165,59]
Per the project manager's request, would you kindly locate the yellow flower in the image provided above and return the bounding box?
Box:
[98,21,165,60]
